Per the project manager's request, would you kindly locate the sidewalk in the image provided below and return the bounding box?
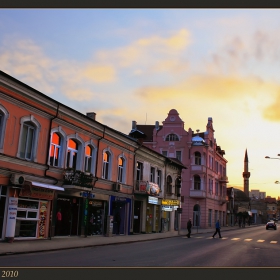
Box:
[0,224,263,256]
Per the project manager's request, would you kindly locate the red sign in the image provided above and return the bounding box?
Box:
[20,184,54,200]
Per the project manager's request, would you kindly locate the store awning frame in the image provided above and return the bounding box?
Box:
[29,181,64,191]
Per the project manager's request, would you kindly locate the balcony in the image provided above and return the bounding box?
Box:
[191,165,206,173]
[219,175,229,183]
[134,180,160,196]
[63,169,94,188]
[189,189,206,198]
[218,196,228,205]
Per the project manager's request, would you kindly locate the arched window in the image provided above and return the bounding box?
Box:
[118,157,124,183]
[0,104,9,152]
[195,152,201,165]
[67,139,78,169]
[102,151,111,180]
[194,175,201,190]
[17,115,41,161]
[50,132,61,167]
[167,175,172,193]
[85,145,92,173]
[165,133,179,141]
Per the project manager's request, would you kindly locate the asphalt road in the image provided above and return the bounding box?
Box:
[1,226,279,267]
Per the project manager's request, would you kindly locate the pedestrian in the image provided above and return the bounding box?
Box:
[56,208,62,235]
[212,219,222,238]
[186,218,192,238]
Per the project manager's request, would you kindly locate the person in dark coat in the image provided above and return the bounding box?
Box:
[186,218,192,238]
[212,219,222,238]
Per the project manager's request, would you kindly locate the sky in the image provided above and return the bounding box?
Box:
[1,9,280,198]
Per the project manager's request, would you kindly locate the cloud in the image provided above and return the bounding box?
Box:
[263,92,280,121]
[95,29,191,74]
[83,65,116,83]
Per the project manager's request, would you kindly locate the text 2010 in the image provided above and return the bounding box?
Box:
[1,271,19,278]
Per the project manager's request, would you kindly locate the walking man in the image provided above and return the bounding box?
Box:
[186,218,192,238]
[212,219,222,238]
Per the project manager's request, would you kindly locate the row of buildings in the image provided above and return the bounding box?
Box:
[0,70,229,242]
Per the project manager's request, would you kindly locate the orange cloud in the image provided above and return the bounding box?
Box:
[263,92,280,121]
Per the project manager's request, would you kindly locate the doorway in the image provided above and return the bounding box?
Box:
[133,201,141,233]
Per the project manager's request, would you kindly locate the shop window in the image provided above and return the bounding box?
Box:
[0,104,9,153]
[194,175,201,190]
[165,134,179,141]
[102,150,112,180]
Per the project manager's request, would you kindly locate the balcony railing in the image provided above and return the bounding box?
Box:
[189,189,206,198]
[219,175,229,183]
[63,169,94,188]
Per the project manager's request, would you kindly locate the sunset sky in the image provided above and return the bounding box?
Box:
[1,9,280,198]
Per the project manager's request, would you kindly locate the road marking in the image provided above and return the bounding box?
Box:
[231,238,240,241]
[257,240,265,243]
[195,236,203,238]
[221,237,228,239]
[244,239,252,242]
[270,241,277,244]
[206,237,214,239]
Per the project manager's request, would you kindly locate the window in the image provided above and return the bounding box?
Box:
[17,116,41,162]
[216,161,219,172]
[118,157,125,183]
[194,175,201,190]
[19,122,35,160]
[66,139,78,169]
[150,167,155,183]
[167,175,172,193]
[162,151,168,157]
[50,132,61,167]
[165,134,179,141]
[209,179,213,194]
[195,152,201,165]
[136,161,143,181]
[176,151,181,161]
[102,151,111,179]
[157,170,162,189]
[0,105,9,152]
[215,181,218,195]
[85,145,92,173]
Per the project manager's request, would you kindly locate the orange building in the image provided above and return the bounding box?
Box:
[0,70,137,241]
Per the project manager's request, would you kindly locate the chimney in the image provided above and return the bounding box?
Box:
[86,112,96,120]
[155,121,159,130]
[132,121,137,130]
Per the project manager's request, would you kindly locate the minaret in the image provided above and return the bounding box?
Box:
[243,149,250,197]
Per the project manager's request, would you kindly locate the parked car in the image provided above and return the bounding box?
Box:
[266,221,277,230]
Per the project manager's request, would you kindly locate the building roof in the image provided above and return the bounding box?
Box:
[136,125,162,142]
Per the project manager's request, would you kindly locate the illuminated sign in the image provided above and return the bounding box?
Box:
[162,199,180,206]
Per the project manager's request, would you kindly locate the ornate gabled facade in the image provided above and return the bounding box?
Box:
[129,109,228,229]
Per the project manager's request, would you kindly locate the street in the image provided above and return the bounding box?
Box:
[0,226,279,267]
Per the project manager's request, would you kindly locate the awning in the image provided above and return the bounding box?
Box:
[29,181,64,191]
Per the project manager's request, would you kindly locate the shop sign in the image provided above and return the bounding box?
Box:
[146,182,160,196]
[20,184,54,200]
[148,196,158,205]
[5,197,18,237]
[38,201,48,238]
[80,192,95,198]
[162,199,180,206]
[162,206,173,211]
[115,197,127,201]
[90,201,103,207]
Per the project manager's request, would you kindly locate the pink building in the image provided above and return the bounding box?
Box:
[132,109,228,229]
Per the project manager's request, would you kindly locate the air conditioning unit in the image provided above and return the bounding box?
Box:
[10,174,25,185]
[113,183,122,192]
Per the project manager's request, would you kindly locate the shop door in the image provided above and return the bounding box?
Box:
[146,205,153,233]
[112,201,126,235]
[133,201,141,233]
[0,187,7,239]
[88,202,104,235]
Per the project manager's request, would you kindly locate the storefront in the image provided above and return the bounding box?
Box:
[0,186,7,240]
[161,199,180,232]
[110,196,131,235]
[6,181,64,240]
